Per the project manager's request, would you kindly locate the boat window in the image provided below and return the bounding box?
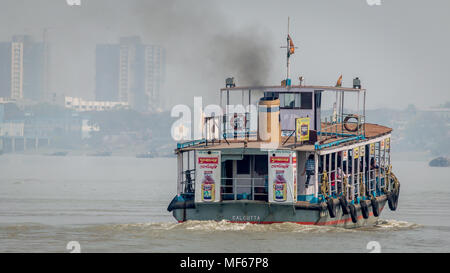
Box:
[264,92,279,99]
[236,155,251,174]
[279,92,312,109]
[281,93,296,108]
[301,92,313,109]
[254,155,268,175]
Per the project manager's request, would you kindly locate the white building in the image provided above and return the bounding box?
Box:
[64,96,129,112]
[10,41,24,99]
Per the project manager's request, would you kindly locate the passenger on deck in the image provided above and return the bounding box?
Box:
[335,164,346,194]
[370,158,379,177]
[369,157,380,193]
[184,171,194,193]
[301,154,315,188]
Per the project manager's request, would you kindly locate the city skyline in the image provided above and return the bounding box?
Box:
[0,33,166,112]
[0,0,449,110]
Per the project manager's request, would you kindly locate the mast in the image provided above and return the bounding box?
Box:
[281,17,297,86]
[286,17,290,83]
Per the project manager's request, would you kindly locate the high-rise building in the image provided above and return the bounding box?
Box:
[95,36,165,112]
[118,36,145,111]
[95,44,120,101]
[144,45,165,111]
[0,43,11,99]
[0,35,45,101]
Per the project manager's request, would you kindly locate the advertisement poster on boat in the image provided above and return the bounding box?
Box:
[295,117,310,142]
[353,147,359,159]
[360,146,365,157]
[268,150,296,204]
[195,150,221,203]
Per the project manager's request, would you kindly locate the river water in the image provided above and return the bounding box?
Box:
[0,154,449,253]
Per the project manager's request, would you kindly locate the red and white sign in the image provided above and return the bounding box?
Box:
[195,150,221,203]
[268,150,297,204]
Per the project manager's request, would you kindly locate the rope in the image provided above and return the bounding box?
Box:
[359,174,365,197]
[343,176,348,198]
[390,168,400,192]
[383,165,400,193]
[321,171,329,199]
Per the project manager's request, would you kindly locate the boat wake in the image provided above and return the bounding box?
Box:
[0,219,420,239]
[175,220,354,233]
[79,219,420,234]
[372,219,421,230]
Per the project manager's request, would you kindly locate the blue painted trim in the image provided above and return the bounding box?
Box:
[177,139,206,149]
[315,135,365,150]
[258,106,280,112]
[297,194,315,202]
[317,131,358,137]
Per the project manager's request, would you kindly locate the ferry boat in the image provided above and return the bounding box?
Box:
[167,25,401,228]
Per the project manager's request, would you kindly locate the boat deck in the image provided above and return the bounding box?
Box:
[177,123,392,152]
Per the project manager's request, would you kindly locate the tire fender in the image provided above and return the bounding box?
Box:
[387,191,397,211]
[360,200,370,219]
[349,204,358,223]
[371,197,380,217]
[327,198,337,218]
[339,196,349,215]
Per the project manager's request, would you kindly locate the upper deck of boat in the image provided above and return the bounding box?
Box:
[177,122,392,153]
[219,84,366,93]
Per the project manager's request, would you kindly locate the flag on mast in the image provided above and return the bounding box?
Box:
[336,74,343,87]
[287,34,295,56]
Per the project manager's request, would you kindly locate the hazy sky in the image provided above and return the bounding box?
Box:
[0,0,449,109]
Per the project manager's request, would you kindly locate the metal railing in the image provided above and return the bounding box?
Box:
[180,169,195,195]
[315,114,366,150]
[222,112,256,140]
[318,167,391,200]
[318,169,344,197]
[202,112,258,146]
[220,177,267,201]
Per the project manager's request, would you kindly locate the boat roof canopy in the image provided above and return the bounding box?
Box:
[220,85,366,93]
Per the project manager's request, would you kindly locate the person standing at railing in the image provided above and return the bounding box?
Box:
[335,164,347,194]
[184,171,194,194]
[370,157,380,194]
[301,154,315,188]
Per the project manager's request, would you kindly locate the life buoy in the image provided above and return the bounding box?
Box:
[360,200,370,219]
[327,198,336,218]
[349,204,358,223]
[339,196,349,215]
[230,114,246,130]
[371,196,380,217]
[343,114,362,132]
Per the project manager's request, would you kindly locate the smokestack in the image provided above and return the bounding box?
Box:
[258,97,281,143]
